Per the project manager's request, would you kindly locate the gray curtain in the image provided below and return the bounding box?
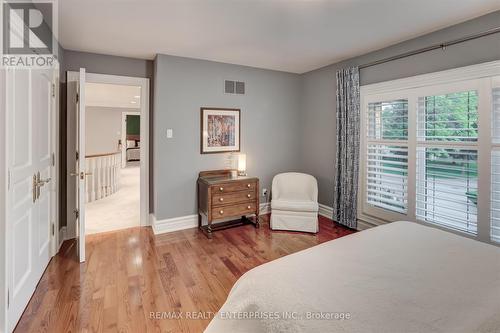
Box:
[333,67,360,229]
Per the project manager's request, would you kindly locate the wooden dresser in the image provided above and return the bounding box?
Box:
[197,170,260,238]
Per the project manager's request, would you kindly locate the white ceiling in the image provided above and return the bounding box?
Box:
[59,0,500,74]
[86,83,141,109]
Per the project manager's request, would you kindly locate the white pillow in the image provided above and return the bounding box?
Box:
[127,140,135,148]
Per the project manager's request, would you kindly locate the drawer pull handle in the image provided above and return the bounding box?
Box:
[247,194,251,198]
[219,197,224,202]
[247,184,251,188]
[247,205,251,209]
[219,210,224,215]
[219,187,224,192]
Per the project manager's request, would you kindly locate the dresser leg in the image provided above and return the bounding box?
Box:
[255,215,260,228]
[207,224,213,239]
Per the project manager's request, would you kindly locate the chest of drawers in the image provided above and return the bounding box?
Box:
[197,170,260,238]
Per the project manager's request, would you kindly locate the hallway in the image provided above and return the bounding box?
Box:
[86,164,140,234]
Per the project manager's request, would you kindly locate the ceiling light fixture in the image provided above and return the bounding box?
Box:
[130,101,137,104]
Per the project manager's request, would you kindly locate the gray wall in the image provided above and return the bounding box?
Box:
[153,54,302,219]
[301,10,500,207]
[85,107,139,155]
[63,50,153,79]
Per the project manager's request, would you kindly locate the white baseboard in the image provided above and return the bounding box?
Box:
[151,203,271,235]
[57,226,67,252]
[259,202,270,215]
[318,204,333,219]
[151,214,198,235]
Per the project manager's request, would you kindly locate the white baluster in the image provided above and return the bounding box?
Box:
[91,157,96,201]
[97,156,102,200]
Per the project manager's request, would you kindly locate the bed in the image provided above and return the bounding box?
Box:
[126,137,140,162]
[205,221,500,333]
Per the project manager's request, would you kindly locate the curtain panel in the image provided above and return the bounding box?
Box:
[333,67,360,229]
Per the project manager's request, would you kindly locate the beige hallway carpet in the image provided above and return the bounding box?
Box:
[86,164,140,234]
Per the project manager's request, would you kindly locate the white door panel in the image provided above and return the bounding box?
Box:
[7,68,37,331]
[7,67,54,332]
[10,70,31,169]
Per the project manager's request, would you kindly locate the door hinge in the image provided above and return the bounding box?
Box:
[51,83,56,98]
[76,93,79,103]
[7,169,11,190]
[74,209,79,219]
[76,151,79,161]
[51,223,55,236]
[7,289,9,309]
[51,152,55,166]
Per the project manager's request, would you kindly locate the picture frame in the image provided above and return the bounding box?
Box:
[200,107,241,154]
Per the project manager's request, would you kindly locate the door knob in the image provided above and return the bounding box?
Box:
[70,171,92,179]
[32,174,37,203]
[37,177,51,187]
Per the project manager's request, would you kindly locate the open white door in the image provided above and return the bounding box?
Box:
[76,68,86,262]
[6,67,55,331]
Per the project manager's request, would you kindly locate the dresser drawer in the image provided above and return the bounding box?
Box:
[211,181,257,194]
[211,202,256,220]
[212,191,256,207]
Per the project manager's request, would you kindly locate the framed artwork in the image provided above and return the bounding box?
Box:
[200,107,240,154]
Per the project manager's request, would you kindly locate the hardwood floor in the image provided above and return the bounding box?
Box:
[14,215,355,333]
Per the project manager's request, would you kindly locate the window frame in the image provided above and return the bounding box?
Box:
[359,60,500,245]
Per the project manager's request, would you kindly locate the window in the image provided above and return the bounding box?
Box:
[416,91,478,234]
[491,87,500,243]
[366,99,408,214]
[360,62,500,244]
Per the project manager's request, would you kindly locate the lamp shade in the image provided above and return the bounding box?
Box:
[238,154,246,174]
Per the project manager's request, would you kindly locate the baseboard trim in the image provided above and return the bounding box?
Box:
[151,214,198,235]
[318,204,333,219]
[57,226,67,253]
[151,203,272,235]
[259,202,270,215]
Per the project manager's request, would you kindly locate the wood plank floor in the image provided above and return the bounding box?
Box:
[14,215,355,333]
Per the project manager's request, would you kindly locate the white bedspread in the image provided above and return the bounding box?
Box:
[205,221,500,333]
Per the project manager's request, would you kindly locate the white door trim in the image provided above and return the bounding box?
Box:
[67,71,150,229]
[121,111,141,168]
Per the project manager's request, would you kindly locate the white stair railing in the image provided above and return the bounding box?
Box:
[85,151,121,203]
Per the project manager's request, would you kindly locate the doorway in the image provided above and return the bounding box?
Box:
[85,84,142,234]
[66,71,149,260]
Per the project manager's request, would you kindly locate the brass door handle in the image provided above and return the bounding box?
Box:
[37,177,51,187]
[32,174,37,203]
[70,171,92,179]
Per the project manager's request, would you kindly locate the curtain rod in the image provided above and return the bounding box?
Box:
[359,26,500,69]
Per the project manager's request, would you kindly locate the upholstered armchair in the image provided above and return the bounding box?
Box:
[270,173,319,233]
